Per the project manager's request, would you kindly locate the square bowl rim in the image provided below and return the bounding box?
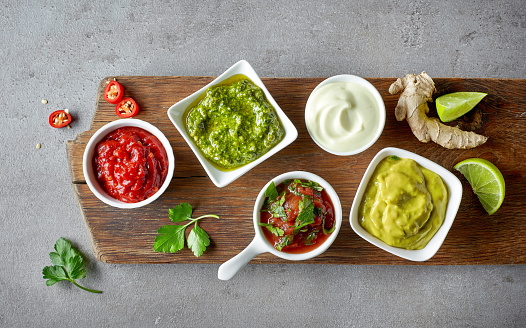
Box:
[167,60,298,188]
[349,147,462,261]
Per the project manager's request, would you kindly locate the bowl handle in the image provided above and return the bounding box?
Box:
[218,238,267,280]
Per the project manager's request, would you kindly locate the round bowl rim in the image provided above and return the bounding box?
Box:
[82,118,174,209]
[251,170,342,261]
[304,74,386,156]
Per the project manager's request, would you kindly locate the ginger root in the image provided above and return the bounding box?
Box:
[389,72,488,149]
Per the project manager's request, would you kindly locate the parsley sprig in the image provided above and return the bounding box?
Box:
[153,203,219,257]
[42,238,102,294]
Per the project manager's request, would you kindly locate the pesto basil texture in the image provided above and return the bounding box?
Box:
[185,77,285,170]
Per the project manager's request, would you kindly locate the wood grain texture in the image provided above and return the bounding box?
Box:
[67,76,526,264]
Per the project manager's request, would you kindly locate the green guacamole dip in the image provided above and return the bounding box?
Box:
[185,75,285,171]
[359,156,448,250]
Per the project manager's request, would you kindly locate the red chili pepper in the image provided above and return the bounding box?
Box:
[49,110,72,128]
[104,80,124,104]
[115,97,139,118]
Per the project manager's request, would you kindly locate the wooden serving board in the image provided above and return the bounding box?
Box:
[67,76,526,264]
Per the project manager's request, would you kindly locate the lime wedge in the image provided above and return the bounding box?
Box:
[454,158,505,215]
[436,92,487,122]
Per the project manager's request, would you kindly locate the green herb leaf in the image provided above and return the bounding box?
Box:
[304,230,319,245]
[299,195,312,212]
[42,265,68,286]
[153,224,186,253]
[269,202,287,219]
[301,180,323,191]
[49,237,81,267]
[66,255,87,280]
[187,222,210,257]
[265,181,278,200]
[295,203,315,231]
[169,202,193,222]
[293,179,323,192]
[42,238,102,293]
[275,235,293,251]
[258,222,285,236]
[154,203,219,257]
[278,192,286,206]
[323,217,336,234]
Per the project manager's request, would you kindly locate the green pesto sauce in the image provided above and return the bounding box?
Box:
[185,75,285,171]
[359,156,448,250]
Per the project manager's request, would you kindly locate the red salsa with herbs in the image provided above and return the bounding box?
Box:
[259,179,336,254]
[94,127,169,203]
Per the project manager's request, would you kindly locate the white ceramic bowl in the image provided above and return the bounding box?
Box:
[349,147,462,261]
[83,118,175,209]
[167,60,298,188]
[305,74,385,156]
[218,171,343,280]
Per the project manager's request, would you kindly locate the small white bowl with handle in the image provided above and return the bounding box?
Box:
[217,171,342,280]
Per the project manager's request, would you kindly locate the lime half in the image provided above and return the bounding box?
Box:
[454,158,505,215]
[436,92,487,122]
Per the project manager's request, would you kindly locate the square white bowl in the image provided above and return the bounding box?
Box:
[349,147,462,261]
[167,60,298,188]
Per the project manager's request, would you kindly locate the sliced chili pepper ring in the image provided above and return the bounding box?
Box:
[104,80,124,104]
[115,97,139,118]
[49,110,72,128]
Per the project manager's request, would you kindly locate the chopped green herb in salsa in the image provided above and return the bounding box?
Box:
[185,75,285,170]
[259,179,336,253]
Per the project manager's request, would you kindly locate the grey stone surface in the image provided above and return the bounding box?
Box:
[1,0,525,327]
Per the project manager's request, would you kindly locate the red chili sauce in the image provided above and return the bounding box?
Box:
[259,179,335,254]
[94,127,169,203]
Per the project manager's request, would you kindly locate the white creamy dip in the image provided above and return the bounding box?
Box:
[305,81,380,153]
